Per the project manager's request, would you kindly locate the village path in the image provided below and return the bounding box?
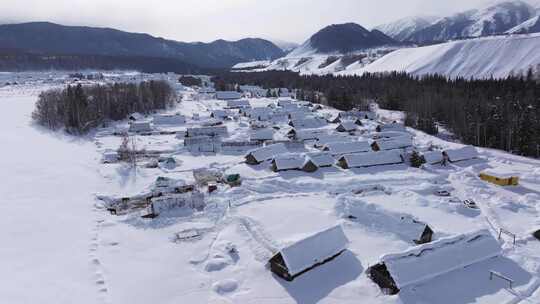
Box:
[0,90,106,304]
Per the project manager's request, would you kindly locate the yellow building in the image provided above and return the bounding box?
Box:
[479,170,519,186]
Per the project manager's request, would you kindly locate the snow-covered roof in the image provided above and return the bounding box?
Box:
[186,126,227,137]
[293,129,327,141]
[227,99,250,108]
[337,121,358,132]
[338,196,430,243]
[248,143,288,162]
[374,131,412,140]
[381,230,502,289]
[324,141,372,155]
[423,151,444,164]
[289,117,327,129]
[340,150,403,168]
[444,146,479,162]
[129,121,152,132]
[272,155,305,171]
[305,152,335,167]
[250,129,274,141]
[280,225,349,277]
[374,136,413,151]
[339,110,376,120]
[315,134,353,147]
[198,87,216,94]
[211,110,230,119]
[480,168,519,179]
[216,91,242,100]
[153,114,186,125]
[378,123,406,132]
[129,112,144,120]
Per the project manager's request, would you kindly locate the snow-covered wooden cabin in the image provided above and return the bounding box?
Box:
[336,121,358,133]
[186,126,227,138]
[245,143,288,165]
[339,110,376,121]
[269,225,349,281]
[129,121,152,133]
[226,99,250,109]
[270,155,305,172]
[216,91,242,100]
[368,230,501,294]
[371,136,413,151]
[443,146,479,163]
[376,123,406,133]
[303,152,335,172]
[338,150,404,169]
[340,198,433,245]
[250,129,274,142]
[152,114,186,125]
[323,141,372,156]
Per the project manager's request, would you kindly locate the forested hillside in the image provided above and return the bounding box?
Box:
[214,71,540,157]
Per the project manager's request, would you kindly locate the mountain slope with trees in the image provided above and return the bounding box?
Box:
[0,22,285,68]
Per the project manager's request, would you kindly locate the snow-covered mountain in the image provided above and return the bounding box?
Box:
[288,23,399,57]
[339,33,540,79]
[507,15,540,33]
[407,1,535,43]
[374,16,439,41]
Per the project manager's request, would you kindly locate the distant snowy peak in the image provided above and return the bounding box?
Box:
[270,39,300,53]
[374,16,439,41]
[507,15,540,33]
[290,23,399,57]
[407,1,536,43]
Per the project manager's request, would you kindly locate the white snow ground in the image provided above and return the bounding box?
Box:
[2,77,540,304]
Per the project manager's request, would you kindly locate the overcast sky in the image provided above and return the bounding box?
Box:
[0,0,521,43]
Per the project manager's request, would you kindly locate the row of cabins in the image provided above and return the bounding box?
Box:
[268,224,501,294]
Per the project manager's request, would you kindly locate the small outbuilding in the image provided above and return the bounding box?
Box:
[479,169,519,186]
[368,230,501,295]
[269,225,349,281]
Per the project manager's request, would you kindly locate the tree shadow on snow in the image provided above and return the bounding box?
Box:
[399,256,532,304]
[274,250,363,304]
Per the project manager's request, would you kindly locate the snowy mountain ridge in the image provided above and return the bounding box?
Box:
[339,33,540,79]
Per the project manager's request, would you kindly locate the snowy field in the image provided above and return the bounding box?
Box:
[2,79,540,304]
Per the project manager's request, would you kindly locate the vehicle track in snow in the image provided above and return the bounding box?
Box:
[234,215,280,262]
